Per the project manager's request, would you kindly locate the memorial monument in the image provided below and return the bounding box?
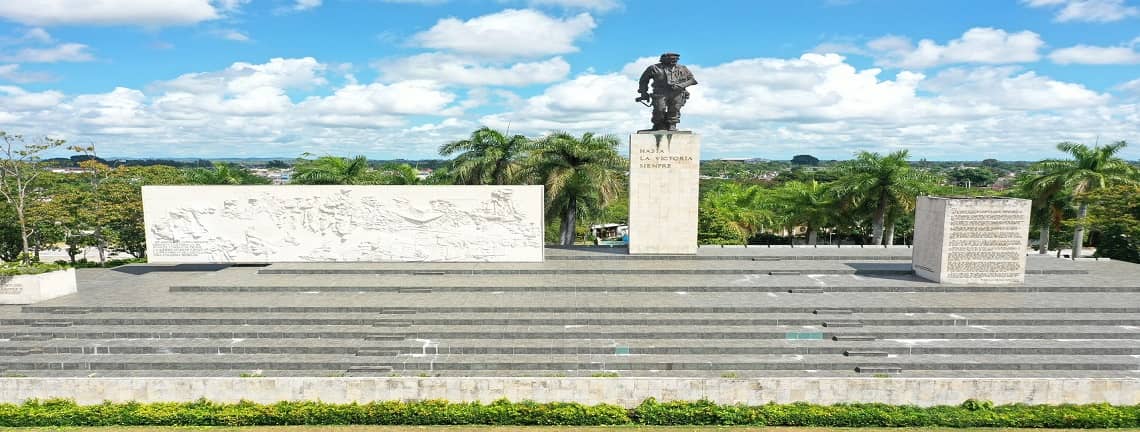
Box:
[912,196,1032,284]
[143,185,545,263]
[629,52,700,254]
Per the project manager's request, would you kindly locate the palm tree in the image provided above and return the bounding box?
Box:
[377,163,421,185]
[1025,141,1138,259]
[700,182,772,244]
[439,127,531,185]
[291,155,373,185]
[525,131,626,246]
[186,162,269,185]
[773,180,834,245]
[1015,174,1067,254]
[830,150,940,245]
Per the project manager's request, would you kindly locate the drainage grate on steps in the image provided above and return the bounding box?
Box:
[355,349,402,357]
[814,309,854,314]
[381,309,417,315]
[48,309,90,315]
[855,366,903,374]
[411,271,446,275]
[10,334,53,341]
[833,335,877,341]
[31,321,73,327]
[769,271,801,276]
[844,350,889,357]
[788,288,824,294]
[347,365,394,372]
[373,321,414,327]
[364,334,408,341]
[822,321,864,328]
[398,288,433,294]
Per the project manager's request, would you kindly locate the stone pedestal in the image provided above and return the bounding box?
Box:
[628,132,700,254]
[912,197,1032,284]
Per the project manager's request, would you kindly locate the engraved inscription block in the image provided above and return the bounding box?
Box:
[143,186,545,263]
[913,197,1032,284]
[629,132,700,254]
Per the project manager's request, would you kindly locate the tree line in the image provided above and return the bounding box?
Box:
[1,129,1138,265]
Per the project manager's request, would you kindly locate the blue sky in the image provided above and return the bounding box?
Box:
[1,0,1138,160]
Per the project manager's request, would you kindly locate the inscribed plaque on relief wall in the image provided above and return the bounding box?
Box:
[912,196,1031,284]
[143,185,545,263]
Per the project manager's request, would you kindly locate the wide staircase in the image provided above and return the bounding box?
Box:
[2,247,1139,377]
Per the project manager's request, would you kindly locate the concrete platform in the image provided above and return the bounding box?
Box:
[0,247,1137,378]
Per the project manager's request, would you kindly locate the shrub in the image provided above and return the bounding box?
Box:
[0,261,66,276]
[0,398,1137,427]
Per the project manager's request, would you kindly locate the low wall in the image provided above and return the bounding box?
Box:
[0,268,76,305]
[2,377,1137,407]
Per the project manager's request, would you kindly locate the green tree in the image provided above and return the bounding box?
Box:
[376,163,421,185]
[947,167,997,187]
[0,132,65,264]
[772,180,834,245]
[701,182,773,244]
[830,150,940,245]
[1015,173,1067,254]
[291,155,374,185]
[439,127,531,185]
[1081,185,1140,263]
[525,131,625,246]
[186,162,270,185]
[1026,141,1138,259]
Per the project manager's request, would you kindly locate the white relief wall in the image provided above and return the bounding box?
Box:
[143,186,544,263]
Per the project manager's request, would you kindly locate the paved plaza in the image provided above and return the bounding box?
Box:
[2,247,1139,378]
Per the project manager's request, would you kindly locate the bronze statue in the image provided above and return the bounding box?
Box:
[636,52,698,132]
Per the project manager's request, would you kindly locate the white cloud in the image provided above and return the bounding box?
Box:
[1022,0,1140,22]
[299,81,456,117]
[294,0,322,10]
[1118,78,1140,93]
[3,54,1137,161]
[923,66,1109,110]
[412,9,596,58]
[22,28,53,44]
[0,43,94,63]
[526,0,620,12]
[0,0,222,26]
[867,28,1044,68]
[0,85,66,110]
[213,29,252,42]
[378,53,570,86]
[1050,44,1140,64]
[0,64,55,83]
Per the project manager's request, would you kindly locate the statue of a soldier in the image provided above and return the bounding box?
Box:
[636,52,698,131]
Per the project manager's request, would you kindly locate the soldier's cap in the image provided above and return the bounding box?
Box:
[660,52,680,57]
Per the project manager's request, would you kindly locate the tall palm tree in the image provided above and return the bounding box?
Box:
[773,180,834,246]
[525,131,626,246]
[186,162,269,185]
[291,155,373,185]
[830,150,940,245]
[1025,141,1137,259]
[439,127,531,185]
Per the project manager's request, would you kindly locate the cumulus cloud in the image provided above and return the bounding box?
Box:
[1050,43,1140,64]
[526,0,621,12]
[213,29,252,42]
[2,54,1137,160]
[0,0,222,26]
[866,28,1044,68]
[0,64,55,83]
[412,9,596,58]
[378,53,570,86]
[1022,0,1140,22]
[294,0,322,10]
[0,43,94,63]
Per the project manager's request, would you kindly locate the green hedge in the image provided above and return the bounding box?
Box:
[1,398,1138,428]
[0,262,66,276]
